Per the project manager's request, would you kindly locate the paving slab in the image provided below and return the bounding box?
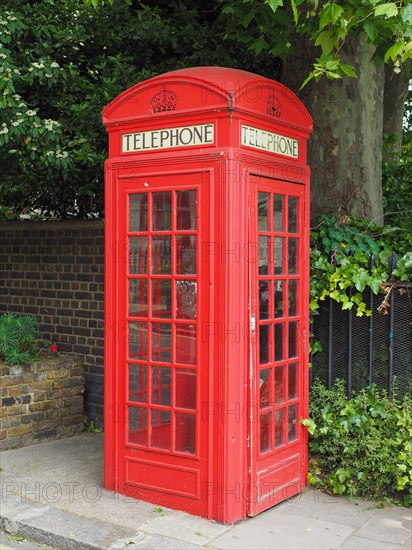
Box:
[208,506,356,549]
[355,507,412,546]
[338,534,405,549]
[276,488,377,528]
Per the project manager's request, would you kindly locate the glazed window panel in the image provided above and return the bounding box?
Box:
[273,195,284,232]
[128,322,148,360]
[151,366,171,406]
[152,192,172,231]
[151,409,171,450]
[176,190,197,230]
[258,192,269,231]
[259,236,270,275]
[288,238,298,275]
[129,237,148,274]
[176,235,197,275]
[260,412,271,454]
[260,369,271,408]
[151,236,172,274]
[274,408,285,448]
[129,279,148,317]
[175,413,196,454]
[175,324,196,365]
[151,323,172,363]
[274,237,284,275]
[175,369,196,410]
[288,197,299,233]
[152,279,172,319]
[129,364,147,403]
[128,406,147,446]
[129,193,148,232]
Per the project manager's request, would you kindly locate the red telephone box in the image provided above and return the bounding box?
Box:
[103,67,312,523]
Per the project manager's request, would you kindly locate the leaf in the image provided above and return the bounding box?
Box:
[339,64,357,78]
[363,21,377,43]
[266,0,284,13]
[319,3,344,30]
[374,3,398,18]
[384,41,404,62]
[315,30,336,55]
[290,0,298,24]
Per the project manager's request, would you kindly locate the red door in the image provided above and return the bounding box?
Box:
[248,175,308,516]
[114,171,210,516]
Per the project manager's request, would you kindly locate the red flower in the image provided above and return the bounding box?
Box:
[50,343,58,353]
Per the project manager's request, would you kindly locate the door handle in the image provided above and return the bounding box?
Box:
[250,315,256,334]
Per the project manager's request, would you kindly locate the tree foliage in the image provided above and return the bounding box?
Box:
[223,0,412,86]
[0,0,277,219]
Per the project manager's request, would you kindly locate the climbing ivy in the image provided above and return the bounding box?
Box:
[310,214,412,316]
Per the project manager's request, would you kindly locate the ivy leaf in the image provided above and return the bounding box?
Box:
[353,269,369,292]
[266,0,284,13]
[374,3,398,18]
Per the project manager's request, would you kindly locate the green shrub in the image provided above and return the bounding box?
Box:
[303,380,412,506]
[0,313,40,365]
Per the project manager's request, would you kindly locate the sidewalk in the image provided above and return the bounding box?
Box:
[0,434,410,550]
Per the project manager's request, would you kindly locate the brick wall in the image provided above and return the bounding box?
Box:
[0,220,104,426]
[0,354,84,449]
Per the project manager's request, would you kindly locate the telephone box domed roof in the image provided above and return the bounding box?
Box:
[102,66,312,133]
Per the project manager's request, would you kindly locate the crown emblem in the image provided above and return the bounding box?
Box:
[266,95,282,118]
[150,86,179,113]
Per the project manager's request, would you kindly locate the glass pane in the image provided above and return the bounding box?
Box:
[275,323,284,362]
[259,281,269,320]
[289,280,298,317]
[274,195,284,232]
[176,324,196,365]
[152,236,172,274]
[129,279,148,317]
[177,190,197,230]
[176,280,197,320]
[288,238,298,275]
[260,412,271,454]
[152,192,172,231]
[128,406,147,446]
[259,325,269,364]
[258,192,269,231]
[288,197,298,233]
[176,235,196,274]
[275,365,285,404]
[129,237,148,274]
[151,366,171,406]
[259,236,269,275]
[288,363,298,400]
[274,280,284,318]
[274,408,285,448]
[288,404,299,441]
[128,322,148,360]
[175,413,196,454]
[129,194,148,232]
[274,237,284,275]
[152,279,171,318]
[152,323,171,363]
[260,369,271,408]
[289,321,298,359]
[129,364,147,403]
[175,369,196,409]
[151,409,171,450]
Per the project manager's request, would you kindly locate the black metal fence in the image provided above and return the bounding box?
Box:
[310,282,412,398]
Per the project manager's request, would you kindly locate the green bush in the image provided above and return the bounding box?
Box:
[303,380,412,506]
[0,313,40,365]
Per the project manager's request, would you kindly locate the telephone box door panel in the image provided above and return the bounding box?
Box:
[114,171,210,517]
[248,175,308,517]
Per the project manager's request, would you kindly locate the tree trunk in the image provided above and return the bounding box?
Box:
[383,61,410,160]
[282,33,384,223]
